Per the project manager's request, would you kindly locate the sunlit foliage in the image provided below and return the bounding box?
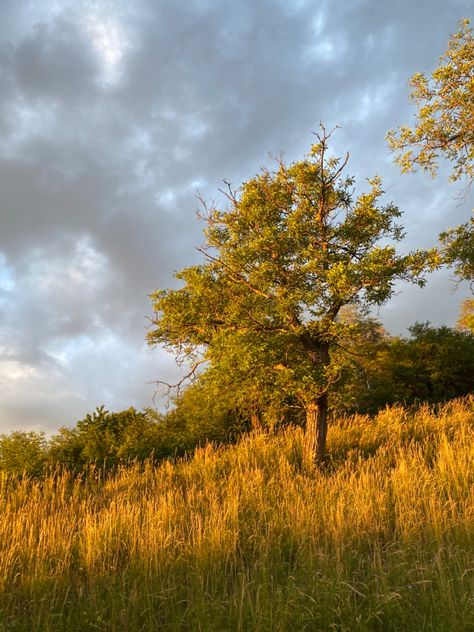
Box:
[149,129,432,462]
[387,19,474,184]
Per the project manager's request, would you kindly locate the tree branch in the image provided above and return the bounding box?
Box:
[196,247,274,300]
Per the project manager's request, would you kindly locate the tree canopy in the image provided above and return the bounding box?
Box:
[334,318,474,414]
[457,297,474,332]
[439,218,474,284]
[148,128,431,463]
[387,19,474,184]
[0,431,47,477]
[387,18,474,285]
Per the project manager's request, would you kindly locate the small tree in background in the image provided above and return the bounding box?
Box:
[149,128,431,463]
[330,306,393,415]
[457,298,474,332]
[48,406,167,470]
[0,430,47,477]
[334,316,474,413]
[385,323,474,405]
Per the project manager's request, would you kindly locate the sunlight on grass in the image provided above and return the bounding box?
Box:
[0,398,473,631]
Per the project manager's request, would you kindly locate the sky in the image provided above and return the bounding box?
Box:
[0,0,472,434]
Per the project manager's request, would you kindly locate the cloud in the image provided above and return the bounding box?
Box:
[0,0,472,432]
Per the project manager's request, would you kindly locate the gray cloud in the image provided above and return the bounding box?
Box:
[0,0,472,432]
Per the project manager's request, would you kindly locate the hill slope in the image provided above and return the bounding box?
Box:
[0,399,473,631]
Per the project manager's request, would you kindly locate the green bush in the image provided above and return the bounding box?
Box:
[0,430,48,477]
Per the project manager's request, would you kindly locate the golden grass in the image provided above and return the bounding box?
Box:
[0,398,473,631]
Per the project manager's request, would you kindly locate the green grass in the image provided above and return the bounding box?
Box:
[0,398,473,631]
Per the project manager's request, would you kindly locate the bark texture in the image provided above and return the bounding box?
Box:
[304,392,329,466]
[302,338,330,465]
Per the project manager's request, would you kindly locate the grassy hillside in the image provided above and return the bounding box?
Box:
[0,399,473,631]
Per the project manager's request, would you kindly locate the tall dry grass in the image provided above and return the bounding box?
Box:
[0,398,473,631]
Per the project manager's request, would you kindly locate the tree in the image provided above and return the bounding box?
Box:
[48,426,86,471]
[48,406,167,470]
[335,320,474,412]
[331,306,394,415]
[148,128,431,463]
[164,375,252,450]
[387,19,474,185]
[0,430,47,477]
[388,323,474,404]
[457,297,474,332]
[439,219,474,285]
[387,19,474,284]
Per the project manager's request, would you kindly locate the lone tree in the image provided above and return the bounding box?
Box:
[148,128,430,463]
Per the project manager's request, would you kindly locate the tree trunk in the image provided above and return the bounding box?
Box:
[250,411,261,431]
[299,336,330,465]
[315,391,328,463]
[304,391,329,466]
